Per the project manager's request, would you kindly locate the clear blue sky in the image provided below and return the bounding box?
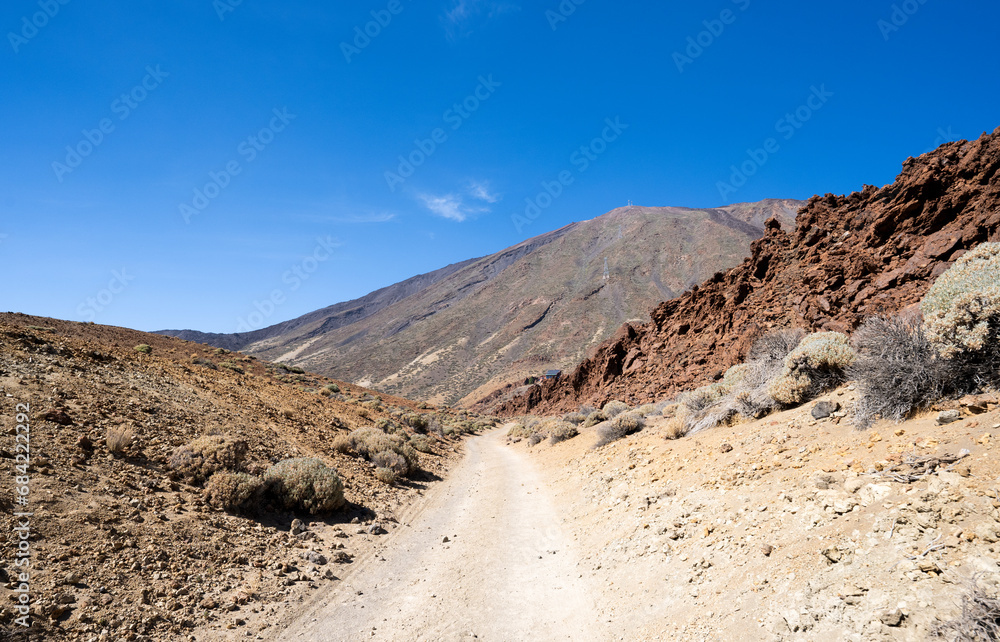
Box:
[2,0,998,333]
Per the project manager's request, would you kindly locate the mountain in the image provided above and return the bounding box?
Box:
[160,199,803,406]
[482,127,1000,416]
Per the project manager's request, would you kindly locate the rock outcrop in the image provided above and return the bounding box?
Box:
[484,127,1000,416]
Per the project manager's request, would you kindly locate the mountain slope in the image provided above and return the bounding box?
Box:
[162,200,803,406]
[483,127,1000,416]
[0,313,483,640]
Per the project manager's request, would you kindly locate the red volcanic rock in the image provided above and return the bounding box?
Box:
[483,126,1000,416]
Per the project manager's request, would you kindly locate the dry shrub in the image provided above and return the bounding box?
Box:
[347,427,418,475]
[372,450,408,476]
[331,434,352,455]
[548,421,579,444]
[663,417,687,440]
[636,404,658,416]
[595,411,645,448]
[563,412,587,425]
[169,435,247,484]
[850,315,950,429]
[375,467,399,485]
[767,332,855,405]
[676,329,802,435]
[582,410,608,428]
[405,414,430,433]
[527,433,544,446]
[933,575,1000,641]
[602,400,630,418]
[409,435,434,453]
[507,423,530,440]
[205,471,262,512]
[106,426,134,454]
[263,458,346,514]
[747,328,805,363]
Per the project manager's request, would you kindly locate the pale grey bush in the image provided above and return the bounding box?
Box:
[264,458,346,514]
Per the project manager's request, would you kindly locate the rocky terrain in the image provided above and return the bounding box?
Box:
[482,127,1000,417]
[160,199,802,408]
[507,387,1000,640]
[0,314,487,641]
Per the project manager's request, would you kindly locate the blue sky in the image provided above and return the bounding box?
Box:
[2,0,998,333]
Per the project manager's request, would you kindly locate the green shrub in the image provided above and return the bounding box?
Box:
[325,383,341,393]
[169,435,247,484]
[548,422,579,444]
[595,411,645,447]
[135,344,152,354]
[277,363,306,375]
[582,410,608,428]
[767,332,855,405]
[375,467,399,485]
[602,400,630,418]
[264,458,345,514]
[205,471,262,512]
[850,315,950,429]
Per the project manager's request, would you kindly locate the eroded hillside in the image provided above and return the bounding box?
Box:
[0,314,487,641]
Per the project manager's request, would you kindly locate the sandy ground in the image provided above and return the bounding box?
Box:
[278,429,608,642]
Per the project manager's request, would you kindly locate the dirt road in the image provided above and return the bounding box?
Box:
[279,429,606,642]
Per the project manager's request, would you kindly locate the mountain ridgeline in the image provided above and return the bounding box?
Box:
[481,127,1000,417]
[160,199,802,406]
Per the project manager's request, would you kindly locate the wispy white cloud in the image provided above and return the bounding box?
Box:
[419,180,502,222]
[468,179,499,203]
[329,212,397,224]
[441,0,520,40]
[419,194,471,222]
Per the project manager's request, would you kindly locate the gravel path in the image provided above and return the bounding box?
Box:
[279,429,606,642]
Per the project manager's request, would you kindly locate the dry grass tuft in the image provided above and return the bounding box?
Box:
[106,426,134,454]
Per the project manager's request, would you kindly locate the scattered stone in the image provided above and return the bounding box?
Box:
[77,435,93,451]
[761,544,773,557]
[290,519,305,535]
[367,523,387,536]
[880,609,904,627]
[844,478,865,494]
[303,551,327,565]
[811,401,840,419]
[720,443,733,453]
[442,536,451,543]
[43,409,74,425]
[937,410,962,425]
[331,552,353,564]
